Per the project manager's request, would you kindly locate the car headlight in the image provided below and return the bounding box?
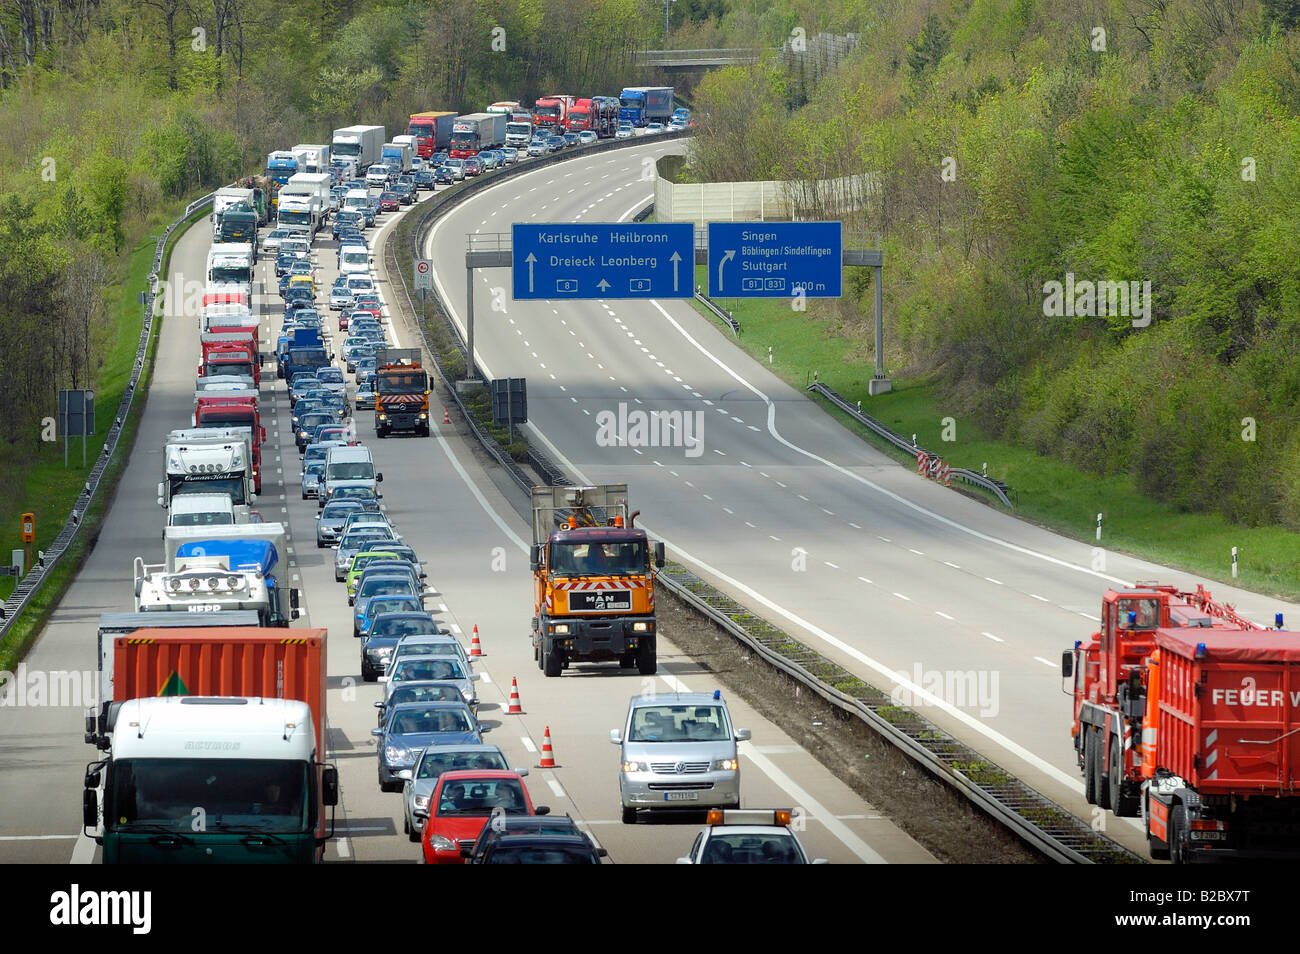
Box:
[461,688,474,702]
[621,761,647,773]
[385,745,408,763]
[413,795,429,810]
[713,758,739,772]
[429,834,456,851]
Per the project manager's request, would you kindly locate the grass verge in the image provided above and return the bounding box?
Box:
[690,264,1300,605]
[0,201,207,674]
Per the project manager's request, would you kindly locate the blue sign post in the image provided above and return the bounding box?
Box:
[707,222,842,298]
[512,224,695,300]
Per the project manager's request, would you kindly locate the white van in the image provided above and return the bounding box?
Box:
[338,244,371,276]
[323,445,383,502]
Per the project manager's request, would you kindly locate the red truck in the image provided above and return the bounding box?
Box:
[203,310,260,362]
[84,626,334,864]
[407,110,456,158]
[193,391,267,493]
[566,98,596,133]
[198,331,260,387]
[1142,626,1300,862]
[1067,583,1265,819]
[533,95,575,133]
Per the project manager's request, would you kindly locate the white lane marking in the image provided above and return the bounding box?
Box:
[935,611,954,620]
[2,834,78,841]
[479,673,491,683]
[985,577,1002,585]
[1031,594,1049,602]
[1078,612,1100,621]
[336,837,352,858]
[893,592,910,601]
[546,777,567,799]
[521,736,537,753]
[908,548,924,555]
[1033,656,1056,668]
[824,562,839,569]
[982,632,1004,643]
[740,744,887,864]
[944,561,960,569]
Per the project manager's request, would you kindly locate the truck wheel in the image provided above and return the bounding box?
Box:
[1082,731,1097,805]
[637,638,656,676]
[1094,735,1111,811]
[1170,804,1190,864]
[621,806,637,825]
[1110,744,1138,817]
[543,641,563,678]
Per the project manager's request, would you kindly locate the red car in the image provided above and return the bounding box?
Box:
[463,158,483,177]
[379,192,401,212]
[420,770,548,864]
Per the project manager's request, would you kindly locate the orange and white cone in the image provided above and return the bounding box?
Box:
[442,407,451,424]
[506,677,523,714]
[469,624,483,657]
[538,726,557,768]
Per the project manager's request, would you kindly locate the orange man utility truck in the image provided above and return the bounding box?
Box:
[529,484,664,677]
[373,348,430,437]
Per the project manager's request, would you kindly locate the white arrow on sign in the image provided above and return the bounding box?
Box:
[718,249,735,291]
[525,253,537,293]
[597,279,611,294]
[670,251,681,292]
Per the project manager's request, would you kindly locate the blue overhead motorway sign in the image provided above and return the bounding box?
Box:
[512,223,694,300]
[708,222,842,298]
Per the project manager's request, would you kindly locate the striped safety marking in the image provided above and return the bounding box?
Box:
[553,580,647,592]
[1204,729,1218,780]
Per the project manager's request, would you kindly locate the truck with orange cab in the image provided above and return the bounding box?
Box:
[374,347,430,437]
[529,484,664,677]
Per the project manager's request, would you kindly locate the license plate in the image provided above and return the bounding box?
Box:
[664,792,699,802]
[570,590,632,612]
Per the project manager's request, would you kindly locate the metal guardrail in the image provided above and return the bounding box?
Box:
[382,131,1133,864]
[0,191,216,644]
[654,563,1144,864]
[806,381,1014,507]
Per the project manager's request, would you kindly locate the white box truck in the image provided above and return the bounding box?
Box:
[331,125,386,173]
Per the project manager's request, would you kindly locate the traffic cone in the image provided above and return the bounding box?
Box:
[469,624,483,656]
[506,677,523,714]
[442,407,450,425]
[538,726,557,768]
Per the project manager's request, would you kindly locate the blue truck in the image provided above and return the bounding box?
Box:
[618,87,674,127]
[265,151,299,185]
[279,327,330,381]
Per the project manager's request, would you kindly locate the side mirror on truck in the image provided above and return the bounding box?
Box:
[654,541,665,569]
[157,482,166,507]
[321,766,339,806]
[529,545,541,572]
[1061,650,1073,679]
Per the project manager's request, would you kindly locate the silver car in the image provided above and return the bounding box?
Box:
[334,526,399,580]
[611,692,750,824]
[316,499,365,548]
[381,655,478,713]
[386,634,473,681]
[399,744,512,842]
[301,460,325,499]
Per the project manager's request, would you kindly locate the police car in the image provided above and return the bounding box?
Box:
[675,810,828,864]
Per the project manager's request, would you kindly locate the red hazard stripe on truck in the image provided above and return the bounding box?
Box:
[553,580,646,592]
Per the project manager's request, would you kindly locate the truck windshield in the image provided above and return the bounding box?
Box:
[169,511,234,527]
[535,106,560,119]
[549,541,647,577]
[204,362,254,378]
[279,210,313,226]
[198,409,255,430]
[210,266,251,283]
[171,476,246,506]
[333,142,359,157]
[290,349,330,369]
[378,371,427,392]
[109,759,309,833]
[450,135,480,151]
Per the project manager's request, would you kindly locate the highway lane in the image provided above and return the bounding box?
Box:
[0,167,933,865]
[423,139,1300,854]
